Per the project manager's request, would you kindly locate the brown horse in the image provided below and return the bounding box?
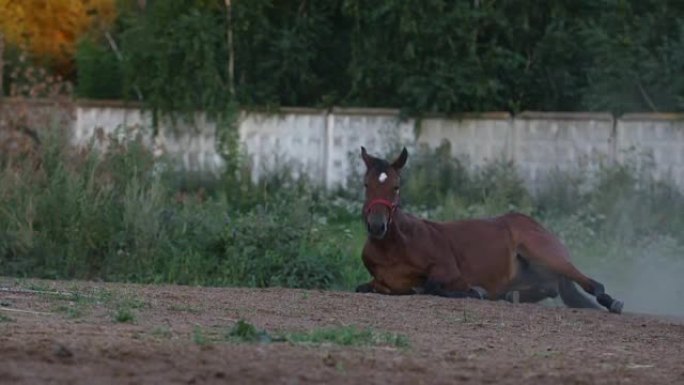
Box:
[355,146,624,314]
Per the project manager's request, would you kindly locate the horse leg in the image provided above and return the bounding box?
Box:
[356,279,417,295]
[422,278,488,299]
[500,286,560,303]
[420,265,489,299]
[498,257,560,304]
[355,279,393,294]
[517,231,623,313]
[557,276,603,309]
[355,282,376,293]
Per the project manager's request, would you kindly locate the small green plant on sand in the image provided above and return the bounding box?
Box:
[113,307,135,323]
[286,326,409,348]
[193,326,209,345]
[151,326,173,339]
[226,319,274,343]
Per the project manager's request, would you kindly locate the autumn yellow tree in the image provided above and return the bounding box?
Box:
[0,0,116,75]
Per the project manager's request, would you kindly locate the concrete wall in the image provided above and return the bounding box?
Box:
[239,108,327,182]
[417,112,513,165]
[3,98,684,191]
[617,114,684,185]
[74,100,223,172]
[325,108,415,189]
[512,112,615,184]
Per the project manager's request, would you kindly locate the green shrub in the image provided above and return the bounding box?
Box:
[217,196,346,289]
[75,39,124,99]
[399,142,533,221]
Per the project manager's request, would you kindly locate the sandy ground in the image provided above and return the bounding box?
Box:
[0,278,683,385]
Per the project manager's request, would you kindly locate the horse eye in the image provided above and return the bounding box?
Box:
[394,186,400,191]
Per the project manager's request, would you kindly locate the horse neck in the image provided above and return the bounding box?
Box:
[369,208,415,246]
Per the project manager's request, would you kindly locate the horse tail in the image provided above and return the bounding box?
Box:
[558,277,601,309]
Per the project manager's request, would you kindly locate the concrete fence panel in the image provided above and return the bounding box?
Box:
[239,108,327,183]
[4,99,684,192]
[513,112,615,188]
[326,108,415,189]
[617,113,684,188]
[416,112,513,167]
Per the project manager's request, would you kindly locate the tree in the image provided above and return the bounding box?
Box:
[0,32,4,97]
[63,0,684,114]
[0,0,116,77]
[117,0,231,115]
[580,0,684,113]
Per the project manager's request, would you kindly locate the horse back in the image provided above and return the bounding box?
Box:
[496,212,573,261]
[431,212,562,292]
[431,214,520,293]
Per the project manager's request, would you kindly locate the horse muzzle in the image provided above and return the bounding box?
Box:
[364,198,396,239]
[366,216,388,239]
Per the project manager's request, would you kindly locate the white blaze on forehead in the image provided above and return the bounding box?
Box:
[378,172,388,183]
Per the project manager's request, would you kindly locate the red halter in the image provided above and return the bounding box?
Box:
[364,198,399,220]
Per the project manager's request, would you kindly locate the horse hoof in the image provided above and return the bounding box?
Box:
[506,291,520,304]
[470,286,488,300]
[609,300,624,314]
[355,283,373,293]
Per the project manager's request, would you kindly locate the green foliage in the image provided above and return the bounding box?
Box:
[225,321,409,348]
[55,303,86,319]
[0,128,367,289]
[117,1,232,116]
[113,307,135,323]
[536,157,684,247]
[192,326,209,345]
[67,0,684,114]
[227,320,273,343]
[232,0,350,107]
[401,142,533,220]
[74,38,123,99]
[580,1,684,113]
[344,0,503,112]
[217,193,346,289]
[285,326,409,348]
[151,326,173,339]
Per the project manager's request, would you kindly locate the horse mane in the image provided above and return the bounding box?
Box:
[367,157,391,174]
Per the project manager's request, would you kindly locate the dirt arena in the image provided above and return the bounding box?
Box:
[1,278,682,385]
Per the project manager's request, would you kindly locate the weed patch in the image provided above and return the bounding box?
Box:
[151,326,173,339]
[285,326,410,348]
[193,326,209,345]
[224,320,409,349]
[55,303,86,319]
[113,307,135,323]
[226,320,274,343]
[167,304,201,314]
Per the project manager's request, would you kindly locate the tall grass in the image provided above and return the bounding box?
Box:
[1,130,683,315]
[0,127,367,289]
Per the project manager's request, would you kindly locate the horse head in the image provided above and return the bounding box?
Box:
[360,146,408,239]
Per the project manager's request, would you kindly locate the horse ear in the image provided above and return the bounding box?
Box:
[361,146,373,169]
[391,147,408,170]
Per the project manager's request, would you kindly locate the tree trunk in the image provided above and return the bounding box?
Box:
[0,32,4,99]
[225,0,235,96]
